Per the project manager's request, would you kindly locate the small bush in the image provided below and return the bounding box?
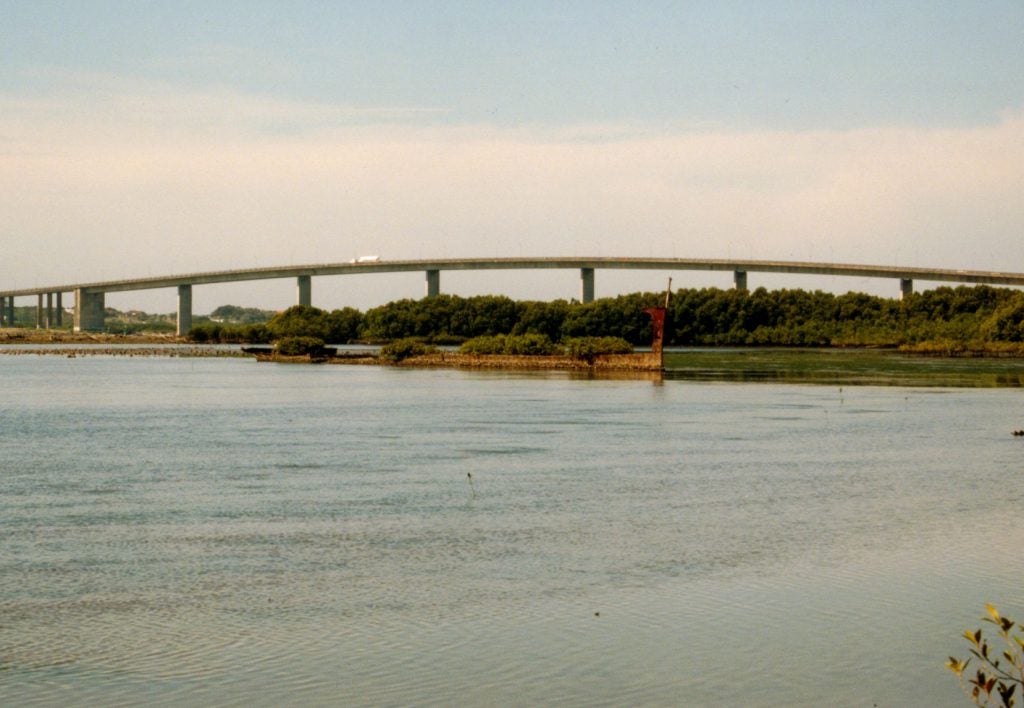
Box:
[563,336,633,362]
[380,338,436,361]
[458,333,558,356]
[429,333,466,346]
[459,334,508,355]
[274,336,327,356]
[238,323,271,344]
[188,322,271,344]
[504,333,557,355]
[188,323,217,342]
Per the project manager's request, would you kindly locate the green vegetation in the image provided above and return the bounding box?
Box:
[361,294,519,342]
[459,333,558,355]
[160,285,1024,352]
[12,287,1024,351]
[379,338,437,361]
[664,286,1024,347]
[102,308,175,334]
[189,305,360,344]
[349,286,1024,349]
[563,336,633,362]
[662,348,1024,387]
[209,304,275,324]
[2,305,179,333]
[947,604,1024,707]
[456,333,632,359]
[274,336,329,357]
[2,306,35,328]
[264,305,362,342]
[189,322,271,343]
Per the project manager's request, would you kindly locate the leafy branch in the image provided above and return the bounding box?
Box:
[947,604,1024,707]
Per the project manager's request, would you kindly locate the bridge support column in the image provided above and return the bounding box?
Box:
[297,275,311,307]
[7,297,12,327]
[0,296,7,326]
[74,289,105,332]
[177,284,192,336]
[900,278,913,300]
[425,269,440,298]
[580,267,594,303]
[734,270,748,291]
[36,294,44,328]
[45,293,54,329]
[55,293,63,327]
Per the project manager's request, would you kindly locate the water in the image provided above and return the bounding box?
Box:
[2,355,1023,706]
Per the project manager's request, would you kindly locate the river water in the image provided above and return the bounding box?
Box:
[2,354,1023,706]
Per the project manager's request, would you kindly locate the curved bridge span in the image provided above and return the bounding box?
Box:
[3,257,1024,334]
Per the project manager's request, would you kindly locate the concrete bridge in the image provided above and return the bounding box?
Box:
[3,257,1024,335]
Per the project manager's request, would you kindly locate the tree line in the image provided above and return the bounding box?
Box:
[187,285,1024,347]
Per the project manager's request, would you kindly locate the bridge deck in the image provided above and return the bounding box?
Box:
[4,257,1024,297]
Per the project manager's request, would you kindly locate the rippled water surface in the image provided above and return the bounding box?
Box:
[2,355,1023,706]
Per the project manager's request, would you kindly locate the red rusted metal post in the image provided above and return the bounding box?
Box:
[644,306,666,362]
[643,277,671,368]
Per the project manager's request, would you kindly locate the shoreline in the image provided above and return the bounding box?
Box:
[255,351,665,371]
[0,328,186,345]
[4,328,1024,362]
[0,345,245,357]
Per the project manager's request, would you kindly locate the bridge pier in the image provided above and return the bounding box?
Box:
[74,289,105,332]
[6,297,13,327]
[177,284,192,336]
[900,278,913,300]
[55,293,63,327]
[425,269,440,298]
[36,293,44,328]
[580,268,594,303]
[734,270,748,291]
[0,296,8,326]
[297,275,311,307]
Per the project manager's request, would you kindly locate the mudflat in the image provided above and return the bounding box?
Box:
[0,328,184,344]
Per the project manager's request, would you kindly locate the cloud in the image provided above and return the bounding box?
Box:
[1,70,445,145]
[1,76,1022,307]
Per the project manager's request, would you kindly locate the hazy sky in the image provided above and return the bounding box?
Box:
[3,1,1023,313]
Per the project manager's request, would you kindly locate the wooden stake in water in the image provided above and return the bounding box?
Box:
[467,472,476,498]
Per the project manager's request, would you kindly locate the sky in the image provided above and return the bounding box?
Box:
[2,1,1023,314]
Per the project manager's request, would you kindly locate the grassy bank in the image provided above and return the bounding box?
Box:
[664,348,1024,387]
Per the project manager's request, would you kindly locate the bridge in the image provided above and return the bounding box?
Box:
[3,257,1024,335]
